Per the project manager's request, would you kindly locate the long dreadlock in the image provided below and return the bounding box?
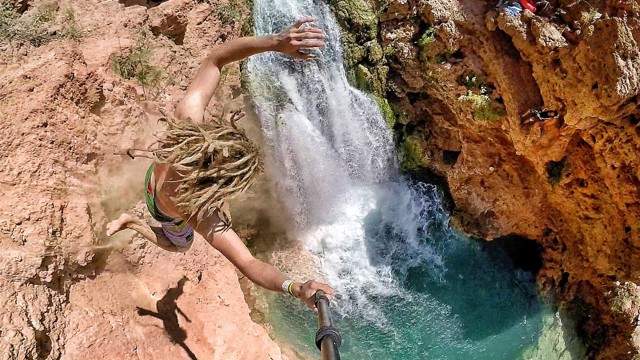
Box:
[151,111,263,232]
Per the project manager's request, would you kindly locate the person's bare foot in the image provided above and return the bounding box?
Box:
[106,213,134,236]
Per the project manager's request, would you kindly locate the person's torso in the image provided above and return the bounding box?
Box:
[152,163,184,221]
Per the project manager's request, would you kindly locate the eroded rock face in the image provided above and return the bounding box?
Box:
[332,0,640,358]
[0,0,288,359]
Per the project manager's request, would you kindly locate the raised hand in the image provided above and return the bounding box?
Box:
[275,17,325,60]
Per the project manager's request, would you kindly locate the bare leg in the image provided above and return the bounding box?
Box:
[106,213,187,253]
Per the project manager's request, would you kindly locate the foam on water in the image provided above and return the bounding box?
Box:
[246,0,563,358]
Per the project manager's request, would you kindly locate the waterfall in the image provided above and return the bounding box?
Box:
[246,1,549,359]
[247,0,446,321]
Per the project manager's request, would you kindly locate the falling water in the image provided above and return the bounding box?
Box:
[246,1,579,359]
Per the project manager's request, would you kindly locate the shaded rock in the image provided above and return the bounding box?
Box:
[380,0,414,21]
[148,0,190,41]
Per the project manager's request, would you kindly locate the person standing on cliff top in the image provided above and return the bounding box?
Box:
[106,18,334,311]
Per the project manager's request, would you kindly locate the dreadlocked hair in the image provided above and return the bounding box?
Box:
[152,114,263,232]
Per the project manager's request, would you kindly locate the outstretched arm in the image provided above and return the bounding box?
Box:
[186,211,333,310]
[175,17,325,123]
[210,228,333,311]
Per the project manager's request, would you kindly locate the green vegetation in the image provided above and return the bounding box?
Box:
[197,0,251,28]
[457,71,503,121]
[61,8,83,42]
[610,283,637,315]
[580,7,601,25]
[579,6,601,36]
[355,64,374,92]
[611,295,625,313]
[31,6,56,23]
[374,96,396,128]
[332,0,378,40]
[111,29,172,99]
[433,51,451,64]
[457,90,502,122]
[241,17,254,36]
[400,135,428,171]
[1,2,55,46]
[415,26,438,62]
[416,26,435,47]
[354,64,387,97]
[0,2,84,47]
[343,33,366,67]
[376,0,390,14]
[218,3,243,26]
[383,45,394,57]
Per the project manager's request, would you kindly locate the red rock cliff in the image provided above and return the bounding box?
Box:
[0,0,291,359]
[330,0,640,358]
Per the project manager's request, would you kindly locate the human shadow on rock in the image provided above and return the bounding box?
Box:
[137,276,196,360]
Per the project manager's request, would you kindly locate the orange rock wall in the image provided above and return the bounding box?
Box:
[0,0,290,359]
[330,0,640,358]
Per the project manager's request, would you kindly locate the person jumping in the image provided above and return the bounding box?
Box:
[106,18,333,311]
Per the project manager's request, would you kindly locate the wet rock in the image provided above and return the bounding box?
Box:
[330,0,378,41]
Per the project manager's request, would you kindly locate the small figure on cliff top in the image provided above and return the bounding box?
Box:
[496,0,523,16]
[496,0,540,15]
[520,108,559,125]
[106,18,334,311]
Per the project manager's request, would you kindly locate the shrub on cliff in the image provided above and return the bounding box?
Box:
[457,91,502,122]
[416,26,436,47]
[0,2,55,46]
[0,2,83,47]
[111,29,172,100]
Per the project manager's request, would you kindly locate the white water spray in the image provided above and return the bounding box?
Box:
[247,0,449,323]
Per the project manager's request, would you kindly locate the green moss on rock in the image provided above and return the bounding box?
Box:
[330,0,378,41]
[365,40,384,63]
[374,65,388,96]
[353,64,388,96]
[355,64,374,92]
[342,31,366,68]
[396,110,410,125]
[374,96,396,128]
[416,26,436,47]
[400,134,429,171]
